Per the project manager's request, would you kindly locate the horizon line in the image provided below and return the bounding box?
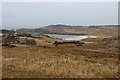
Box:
[1,24,119,30]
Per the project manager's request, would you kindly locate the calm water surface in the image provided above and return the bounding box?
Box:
[46,34,88,40]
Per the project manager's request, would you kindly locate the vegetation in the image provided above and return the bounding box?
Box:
[2,35,18,44]
[17,34,32,37]
[2,45,118,78]
[26,39,36,46]
[2,26,119,78]
[81,38,103,42]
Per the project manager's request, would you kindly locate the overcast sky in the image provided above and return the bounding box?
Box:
[1,0,119,2]
[2,2,118,29]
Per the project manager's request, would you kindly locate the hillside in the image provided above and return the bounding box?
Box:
[16,28,49,35]
[42,24,118,37]
[2,25,119,78]
[15,24,118,38]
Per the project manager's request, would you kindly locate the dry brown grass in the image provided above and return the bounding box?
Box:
[2,29,119,78]
[2,45,118,78]
[44,27,118,37]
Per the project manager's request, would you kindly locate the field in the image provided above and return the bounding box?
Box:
[2,26,119,78]
[2,34,119,78]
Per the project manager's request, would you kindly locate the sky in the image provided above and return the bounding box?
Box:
[1,0,119,2]
[2,2,118,29]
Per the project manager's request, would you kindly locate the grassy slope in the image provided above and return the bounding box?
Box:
[2,27,119,78]
[2,45,118,78]
[43,27,118,37]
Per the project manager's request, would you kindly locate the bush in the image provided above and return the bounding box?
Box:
[17,34,32,37]
[26,39,36,46]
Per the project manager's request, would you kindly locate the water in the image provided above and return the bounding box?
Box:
[46,34,88,40]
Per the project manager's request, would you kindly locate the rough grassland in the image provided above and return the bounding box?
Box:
[2,45,118,78]
[2,27,119,78]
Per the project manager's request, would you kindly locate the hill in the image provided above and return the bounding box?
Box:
[16,28,49,35]
[42,24,118,37]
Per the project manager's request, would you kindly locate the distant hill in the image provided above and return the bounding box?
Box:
[43,24,84,28]
[2,24,118,37]
[0,29,15,35]
[16,28,49,35]
[43,24,118,28]
[41,24,118,37]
